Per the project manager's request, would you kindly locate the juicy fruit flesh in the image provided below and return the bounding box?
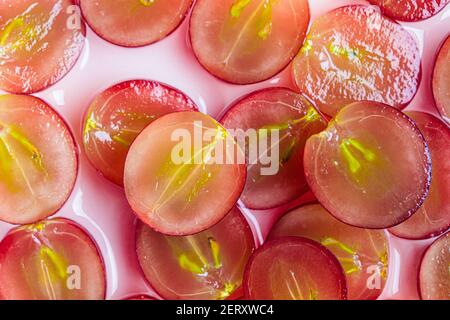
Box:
[80,0,193,47]
[419,233,450,300]
[0,0,86,93]
[0,219,106,300]
[432,35,450,122]
[190,0,310,84]
[269,204,389,300]
[368,0,450,21]
[244,237,347,300]
[292,5,421,116]
[303,102,431,229]
[389,112,450,239]
[136,207,255,300]
[221,88,327,209]
[125,111,246,235]
[83,80,197,186]
[0,94,77,225]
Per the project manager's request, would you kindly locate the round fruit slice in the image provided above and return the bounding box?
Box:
[0,94,77,225]
[292,5,421,117]
[125,111,246,235]
[0,218,106,300]
[368,0,449,21]
[419,232,449,300]
[83,80,197,186]
[303,101,431,229]
[136,207,255,300]
[189,0,310,84]
[80,0,193,47]
[390,112,450,239]
[244,237,347,300]
[432,35,450,122]
[269,204,389,300]
[0,0,86,94]
[221,88,327,209]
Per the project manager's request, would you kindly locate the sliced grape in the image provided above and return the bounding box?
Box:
[0,0,86,93]
[243,237,347,300]
[0,94,77,224]
[221,88,327,209]
[390,112,450,239]
[368,0,449,21]
[0,218,106,300]
[303,101,431,229]
[269,204,389,300]
[125,111,246,235]
[432,35,450,122]
[419,233,450,300]
[292,5,421,116]
[83,80,197,186]
[79,0,193,47]
[136,207,255,300]
[189,0,310,84]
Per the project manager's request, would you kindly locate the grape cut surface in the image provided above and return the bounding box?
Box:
[292,5,421,116]
[303,101,431,229]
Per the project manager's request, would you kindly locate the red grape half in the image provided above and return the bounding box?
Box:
[136,207,255,300]
[368,0,449,22]
[243,237,347,300]
[0,94,77,225]
[269,204,389,300]
[292,5,421,116]
[303,101,432,229]
[0,218,106,300]
[432,35,450,123]
[221,88,327,209]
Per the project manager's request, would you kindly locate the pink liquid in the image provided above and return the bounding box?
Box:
[0,0,448,300]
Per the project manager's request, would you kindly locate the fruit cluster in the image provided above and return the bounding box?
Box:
[0,0,448,300]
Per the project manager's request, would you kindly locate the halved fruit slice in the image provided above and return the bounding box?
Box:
[136,207,255,300]
[269,204,389,300]
[292,5,421,117]
[390,112,450,239]
[125,111,246,235]
[80,0,193,47]
[243,237,347,300]
[83,80,197,186]
[0,0,86,94]
[419,233,450,300]
[432,35,450,122]
[368,0,449,21]
[221,88,327,209]
[303,101,431,229]
[0,94,77,225]
[0,218,106,300]
[189,0,310,84]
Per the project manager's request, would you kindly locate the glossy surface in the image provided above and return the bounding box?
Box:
[0,218,106,300]
[368,0,450,21]
[136,207,255,300]
[0,94,77,225]
[269,204,389,300]
[221,88,327,209]
[0,0,86,93]
[83,80,197,186]
[390,112,450,239]
[80,0,193,47]
[244,237,347,300]
[292,5,421,116]
[432,35,450,122]
[419,232,449,300]
[125,111,246,235]
[303,102,431,229]
[190,0,310,84]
